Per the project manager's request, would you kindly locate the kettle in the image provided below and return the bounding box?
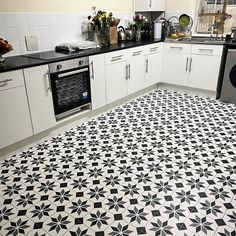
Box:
[118,26,126,42]
[125,27,136,41]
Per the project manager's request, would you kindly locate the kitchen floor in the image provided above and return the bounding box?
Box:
[0,89,236,236]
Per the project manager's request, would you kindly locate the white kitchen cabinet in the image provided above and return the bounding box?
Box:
[162,52,189,86]
[188,44,223,91]
[24,65,56,134]
[89,54,106,110]
[145,43,163,87]
[105,51,128,104]
[135,0,165,11]
[0,70,33,149]
[126,47,145,95]
[162,43,223,91]
[162,43,191,87]
[105,61,128,104]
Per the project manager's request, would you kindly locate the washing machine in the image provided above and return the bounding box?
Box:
[220,49,236,104]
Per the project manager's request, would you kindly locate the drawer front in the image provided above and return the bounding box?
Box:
[128,46,145,57]
[0,69,25,91]
[105,50,128,64]
[164,43,191,54]
[145,43,162,54]
[191,44,223,56]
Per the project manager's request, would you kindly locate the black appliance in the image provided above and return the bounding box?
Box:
[49,57,91,120]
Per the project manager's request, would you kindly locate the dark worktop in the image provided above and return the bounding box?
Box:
[0,39,162,73]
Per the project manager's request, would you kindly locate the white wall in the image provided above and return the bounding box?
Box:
[166,0,196,11]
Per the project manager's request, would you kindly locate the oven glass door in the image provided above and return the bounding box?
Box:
[50,67,91,116]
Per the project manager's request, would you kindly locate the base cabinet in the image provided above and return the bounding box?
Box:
[0,70,33,149]
[106,61,127,104]
[162,43,223,91]
[24,65,56,134]
[89,54,106,110]
[162,52,189,86]
[127,47,145,95]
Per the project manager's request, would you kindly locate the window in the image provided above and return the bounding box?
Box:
[196,0,234,34]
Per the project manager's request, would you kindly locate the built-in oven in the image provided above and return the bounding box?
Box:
[49,57,91,120]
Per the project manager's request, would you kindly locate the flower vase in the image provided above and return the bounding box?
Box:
[95,26,110,47]
[136,30,141,42]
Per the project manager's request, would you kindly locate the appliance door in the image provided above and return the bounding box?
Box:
[220,49,236,104]
[50,67,91,117]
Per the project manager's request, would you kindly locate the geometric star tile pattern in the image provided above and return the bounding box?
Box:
[0,89,236,236]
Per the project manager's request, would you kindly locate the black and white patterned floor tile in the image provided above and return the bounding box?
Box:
[1,89,236,236]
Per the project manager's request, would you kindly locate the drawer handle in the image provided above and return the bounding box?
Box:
[0,79,13,84]
[133,51,142,56]
[170,46,183,50]
[198,49,213,52]
[150,47,159,51]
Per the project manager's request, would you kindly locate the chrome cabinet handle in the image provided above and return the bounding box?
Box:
[146,59,149,73]
[186,57,189,72]
[128,64,131,79]
[0,79,13,84]
[189,58,192,73]
[150,47,159,52]
[126,65,129,80]
[133,51,142,56]
[45,71,52,91]
[170,46,183,50]
[111,55,123,62]
[90,61,94,79]
[198,49,213,52]
[149,0,152,8]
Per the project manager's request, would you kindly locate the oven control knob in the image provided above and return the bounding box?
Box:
[57,64,62,71]
[78,60,83,66]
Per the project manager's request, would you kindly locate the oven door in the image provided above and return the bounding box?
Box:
[50,66,91,118]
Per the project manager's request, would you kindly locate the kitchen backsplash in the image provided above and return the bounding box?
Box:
[0,12,133,57]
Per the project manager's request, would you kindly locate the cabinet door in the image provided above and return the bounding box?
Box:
[105,61,127,104]
[89,54,106,110]
[149,0,165,11]
[127,48,145,95]
[135,0,149,11]
[145,51,162,87]
[162,52,189,86]
[188,55,221,91]
[0,86,33,149]
[24,65,56,134]
[135,0,165,11]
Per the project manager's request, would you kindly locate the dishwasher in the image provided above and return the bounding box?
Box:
[220,49,236,104]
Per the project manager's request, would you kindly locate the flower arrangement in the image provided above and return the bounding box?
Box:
[0,38,13,68]
[88,11,113,30]
[134,14,148,31]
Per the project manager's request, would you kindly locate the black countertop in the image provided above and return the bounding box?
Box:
[0,39,162,73]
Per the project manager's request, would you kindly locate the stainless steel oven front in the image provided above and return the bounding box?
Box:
[49,57,91,120]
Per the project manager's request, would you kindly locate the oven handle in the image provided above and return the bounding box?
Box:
[57,68,88,78]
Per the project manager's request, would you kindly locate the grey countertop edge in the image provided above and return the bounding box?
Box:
[0,39,162,73]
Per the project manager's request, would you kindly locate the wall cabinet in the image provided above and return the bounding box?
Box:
[145,44,163,87]
[0,70,33,149]
[24,65,56,134]
[89,54,106,110]
[135,0,165,12]
[162,43,223,91]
